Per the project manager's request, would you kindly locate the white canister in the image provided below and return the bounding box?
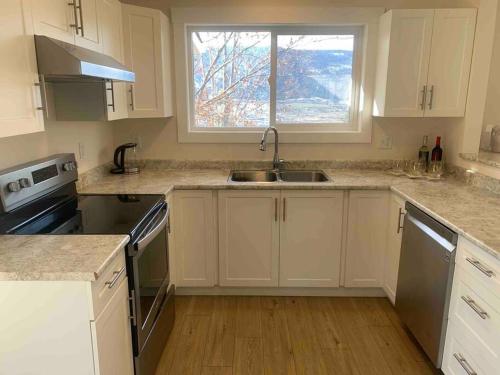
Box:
[492,125,500,153]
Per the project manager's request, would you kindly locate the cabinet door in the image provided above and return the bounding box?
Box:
[91,277,134,375]
[122,5,172,118]
[75,0,102,52]
[32,0,76,44]
[99,0,124,62]
[105,80,129,121]
[345,191,389,288]
[425,9,476,117]
[279,191,344,287]
[378,9,434,117]
[173,191,216,287]
[383,194,405,304]
[0,0,45,139]
[218,191,280,287]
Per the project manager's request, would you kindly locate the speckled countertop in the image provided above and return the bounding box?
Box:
[79,169,500,258]
[0,235,129,281]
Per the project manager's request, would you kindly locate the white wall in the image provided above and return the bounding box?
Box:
[116,0,475,163]
[0,120,114,173]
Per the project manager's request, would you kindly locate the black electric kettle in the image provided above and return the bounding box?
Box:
[111,143,140,174]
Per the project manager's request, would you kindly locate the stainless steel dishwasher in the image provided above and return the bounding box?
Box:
[395,202,458,368]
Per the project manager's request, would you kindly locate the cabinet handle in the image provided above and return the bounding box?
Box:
[106,80,115,112]
[129,85,135,110]
[466,257,495,278]
[105,266,125,289]
[68,1,82,35]
[397,207,405,234]
[129,289,137,326]
[428,85,434,110]
[461,295,489,320]
[453,353,477,375]
[35,75,49,119]
[77,0,85,37]
[420,85,427,110]
[283,198,287,221]
[274,198,278,222]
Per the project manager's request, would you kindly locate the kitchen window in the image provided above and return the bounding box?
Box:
[187,26,363,133]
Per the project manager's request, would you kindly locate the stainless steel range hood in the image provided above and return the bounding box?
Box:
[34,35,135,82]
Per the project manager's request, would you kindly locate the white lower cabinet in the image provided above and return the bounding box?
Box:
[279,191,344,287]
[442,237,500,374]
[0,252,134,375]
[91,277,134,375]
[345,190,389,288]
[383,193,406,304]
[218,190,280,287]
[173,190,216,287]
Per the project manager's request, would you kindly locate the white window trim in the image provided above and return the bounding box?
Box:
[172,6,384,144]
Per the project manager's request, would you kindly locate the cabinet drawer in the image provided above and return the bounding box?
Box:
[450,268,500,363]
[91,252,127,319]
[457,237,500,297]
[443,333,497,375]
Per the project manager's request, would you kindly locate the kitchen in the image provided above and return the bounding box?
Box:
[0,0,499,375]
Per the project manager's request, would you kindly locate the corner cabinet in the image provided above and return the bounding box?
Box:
[0,0,45,139]
[122,4,174,118]
[383,193,405,304]
[345,190,389,288]
[373,8,476,118]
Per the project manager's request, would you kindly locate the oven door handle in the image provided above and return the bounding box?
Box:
[136,208,169,251]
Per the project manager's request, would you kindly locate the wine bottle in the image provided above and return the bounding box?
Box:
[418,135,430,170]
[431,136,443,161]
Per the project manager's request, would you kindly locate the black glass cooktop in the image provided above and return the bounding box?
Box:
[0,184,165,238]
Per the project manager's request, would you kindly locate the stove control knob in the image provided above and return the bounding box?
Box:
[62,161,76,172]
[7,181,21,192]
[19,178,32,188]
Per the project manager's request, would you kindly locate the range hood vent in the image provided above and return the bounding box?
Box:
[34,35,135,82]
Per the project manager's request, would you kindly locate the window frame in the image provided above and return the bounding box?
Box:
[186,25,364,134]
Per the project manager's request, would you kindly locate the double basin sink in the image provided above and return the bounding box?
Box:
[229,170,330,183]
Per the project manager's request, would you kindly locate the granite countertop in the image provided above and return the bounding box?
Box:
[79,169,500,258]
[0,235,129,281]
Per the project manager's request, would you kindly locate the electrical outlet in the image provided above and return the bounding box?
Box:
[78,142,86,160]
[379,135,393,149]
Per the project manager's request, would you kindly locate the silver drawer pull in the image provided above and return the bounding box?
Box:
[453,353,477,375]
[461,295,489,320]
[105,266,125,289]
[466,257,495,278]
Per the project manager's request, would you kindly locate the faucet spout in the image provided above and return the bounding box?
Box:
[259,127,282,170]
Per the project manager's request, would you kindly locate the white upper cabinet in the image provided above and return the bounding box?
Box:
[122,4,174,118]
[99,0,128,121]
[426,9,476,117]
[218,191,280,287]
[373,8,476,118]
[32,0,103,52]
[345,190,389,288]
[31,0,76,44]
[279,191,344,288]
[75,0,102,51]
[0,0,45,139]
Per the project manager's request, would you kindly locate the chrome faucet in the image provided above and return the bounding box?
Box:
[260,127,284,170]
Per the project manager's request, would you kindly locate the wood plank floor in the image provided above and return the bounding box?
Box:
[155,296,439,375]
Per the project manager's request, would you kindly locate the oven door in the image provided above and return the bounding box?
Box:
[128,204,170,353]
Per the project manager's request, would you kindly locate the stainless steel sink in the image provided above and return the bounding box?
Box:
[228,170,330,183]
[229,170,278,183]
[279,170,330,182]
